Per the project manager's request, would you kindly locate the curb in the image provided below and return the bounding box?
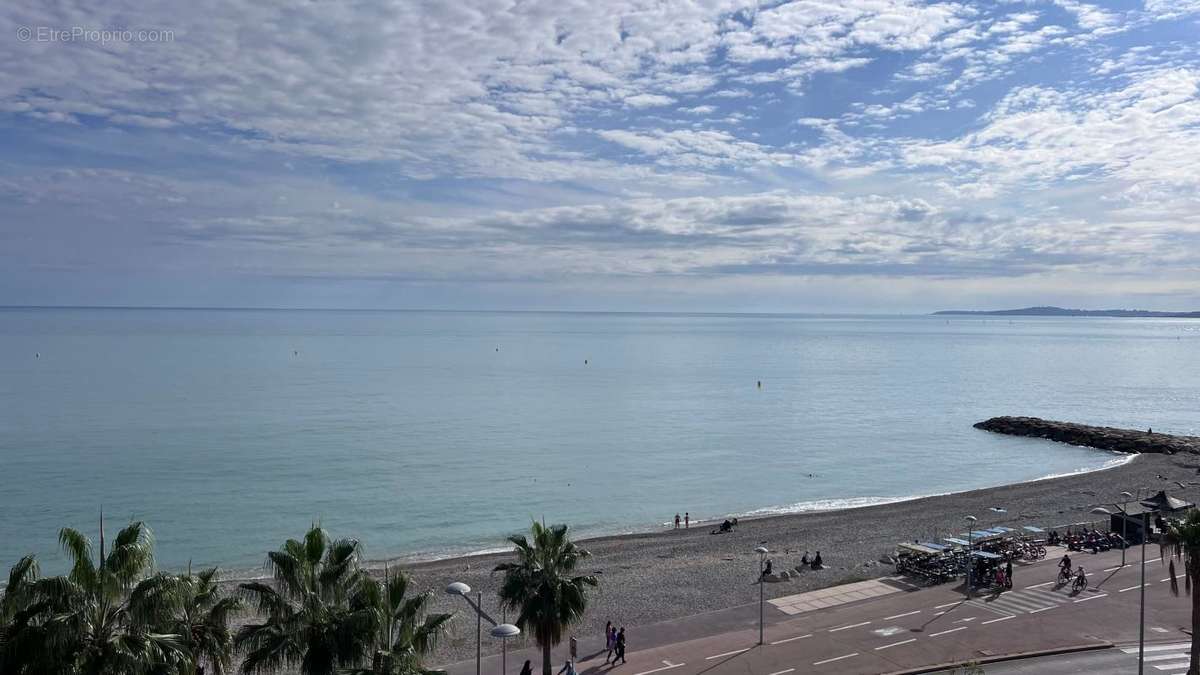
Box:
[883,641,1113,674]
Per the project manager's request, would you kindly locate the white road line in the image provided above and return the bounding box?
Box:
[1153,660,1191,670]
[1145,557,1162,564]
[954,617,977,623]
[875,638,917,651]
[1104,565,1131,572]
[1162,578,1173,583]
[1119,584,1146,593]
[1074,593,1108,603]
[1029,606,1054,614]
[934,601,962,609]
[1025,581,1054,589]
[770,634,812,645]
[982,616,1014,625]
[768,669,795,675]
[813,653,859,666]
[705,648,749,660]
[633,663,685,675]
[883,610,921,620]
[930,626,967,637]
[829,621,871,632]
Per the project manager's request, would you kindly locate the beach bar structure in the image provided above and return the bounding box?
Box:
[1104,490,1195,543]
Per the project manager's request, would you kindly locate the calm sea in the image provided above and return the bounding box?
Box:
[1,308,1196,575]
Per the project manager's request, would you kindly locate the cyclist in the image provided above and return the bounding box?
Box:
[1059,553,1072,573]
[1074,566,1088,590]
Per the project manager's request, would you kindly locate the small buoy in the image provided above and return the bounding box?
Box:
[757,380,761,388]
[293,350,298,356]
[584,359,588,364]
[35,352,40,358]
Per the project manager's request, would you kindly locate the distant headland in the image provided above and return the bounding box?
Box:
[934,306,1200,318]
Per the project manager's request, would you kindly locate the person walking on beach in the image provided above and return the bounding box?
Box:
[674,514,680,529]
[614,627,627,664]
[684,513,689,528]
[604,622,616,663]
[520,661,533,675]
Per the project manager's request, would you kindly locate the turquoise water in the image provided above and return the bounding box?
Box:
[1,308,1197,574]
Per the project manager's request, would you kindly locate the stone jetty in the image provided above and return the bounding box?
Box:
[975,416,1200,455]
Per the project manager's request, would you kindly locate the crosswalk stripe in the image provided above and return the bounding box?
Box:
[1122,643,1191,653]
[1153,661,1190,670]
[1146,652,1191,662]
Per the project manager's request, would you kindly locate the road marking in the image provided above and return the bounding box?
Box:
[930,626,967,637]
[829,621,871,632]
[770,634,812,645]
[934,601,961,609]
[1104,565,1131,572]
[1145,557,1162,564]
[1029,606,1054,614]
[1162,578,1173,583]
[1119,584,1146,593]
[981,616,1014,625]
[705,648,748,660]
[1153,660,1191,670]
[813,653,858,666]
[883,610,921,620]
[1024,581,1054,589]
[954,617,977,623]
[933,611,946,616]
[875,638,916,651]
[1125,642,1190,653]
[1073,593,1108,603]
[633,663,685,675]
[768,669,795,675]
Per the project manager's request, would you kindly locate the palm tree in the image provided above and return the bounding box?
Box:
[494,522,597,675]
[235,526,378,674]
[165,567,243,675]
[46,521,185,674]
[1,554,53,674]
[344,566,454,675]
[1162,509,1200,675]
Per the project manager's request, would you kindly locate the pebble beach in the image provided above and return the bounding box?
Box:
[409,451,1200,666]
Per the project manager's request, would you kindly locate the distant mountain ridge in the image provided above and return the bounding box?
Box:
[934,305,1200,318]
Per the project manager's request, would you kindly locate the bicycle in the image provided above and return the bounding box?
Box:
[1073,570,1088,592]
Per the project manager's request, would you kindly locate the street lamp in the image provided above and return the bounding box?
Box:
[1119,491,1134,567]
[964,516,977,598]
[491,621,521,675]
[755,545,769,645]
[447,582,518,675]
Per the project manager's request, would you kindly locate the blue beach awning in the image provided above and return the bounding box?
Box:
[970,550,1002,560]
[1022,525,1045,533]
[943,537,970,546]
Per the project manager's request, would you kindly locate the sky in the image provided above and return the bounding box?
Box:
[1,0,1198,313]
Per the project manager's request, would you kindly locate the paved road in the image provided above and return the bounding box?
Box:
[442,545,1192,675]
[951,641,1194,674]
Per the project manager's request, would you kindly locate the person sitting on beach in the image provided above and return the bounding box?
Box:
[811,551,823,570]
[762,559,773,577]
[800,551,809,565]
[731,517,738,528]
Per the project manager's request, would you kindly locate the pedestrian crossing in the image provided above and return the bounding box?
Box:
[966,587,1071,616]
[1120,642,1192,674]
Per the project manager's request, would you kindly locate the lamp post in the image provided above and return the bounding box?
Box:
[1120,491,1134,566]
[755,545,769,645]
[491,619,521,675]
[964,516,977,598]
[447,582,521,675]
[1137,488,1148,675]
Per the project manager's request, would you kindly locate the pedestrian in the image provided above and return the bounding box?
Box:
[604,623,616,664]
[520,661,533,675]
[1005,560,1013,589]
[674,514,680,529]
[685,512,689,528]
[558,659,577,675]
[615,627,627,664]
[800,551,809,565]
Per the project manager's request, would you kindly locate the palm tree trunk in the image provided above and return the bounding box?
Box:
[1191,553,1200,675]
[542,640,552,675]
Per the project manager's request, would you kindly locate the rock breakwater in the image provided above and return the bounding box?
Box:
[975,416,1200,455]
